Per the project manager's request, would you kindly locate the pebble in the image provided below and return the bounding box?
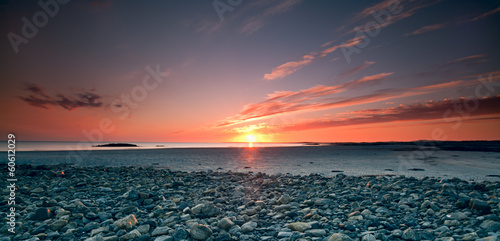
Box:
[113,214,138,229]
[328,233,353,241]
[2,165,499,241]
[190,224,213,240]
[241,221,257,233]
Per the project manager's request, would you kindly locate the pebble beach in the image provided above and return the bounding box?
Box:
[1,165,500,241]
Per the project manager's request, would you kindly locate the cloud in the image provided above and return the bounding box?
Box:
[218,73,393,126]
[441,54,487,67]
[404,23,447,36]
[263,54,315,80]
[240,0,303,34]
[339,61,375,78]
[349,0,441,34]
[405,6,500,36]
[416,54,487,78]
[281,95,500,132]
[218,71,500,128]
[468,6,500,22]
[19,83,103,110]
[263,36,363,80]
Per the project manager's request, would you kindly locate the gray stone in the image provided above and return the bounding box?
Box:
[289,222,312,232]
[241,221,257,233]
[480,220,500,232]
[50,220,68,231]
[121,229,141,240]
[190,224,213,240]
[137,224,150,234]
[91,227,109,237]
[151,226,171,237]
[277,232,293,238]
[278,194,292,204]
[113,214,137,229]
[362,234,376,241]
[402,228,420,241]
[305,229,327,237]
[328,233,353,241]
[153,236,174,241]
[218,218,235,229]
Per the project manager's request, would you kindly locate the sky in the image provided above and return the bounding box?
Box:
[1,0,499,143]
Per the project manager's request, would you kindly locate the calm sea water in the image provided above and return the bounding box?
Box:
[3,142,500,181]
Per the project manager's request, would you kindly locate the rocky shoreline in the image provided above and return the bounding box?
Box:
[1,165,500,241]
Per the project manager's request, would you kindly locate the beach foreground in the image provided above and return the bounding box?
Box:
[1,165,500,241]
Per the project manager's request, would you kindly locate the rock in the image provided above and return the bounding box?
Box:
[278,194,292,204]
[470,199,491,214]
[192,204,205,215]
[305,229,327,237]
[85,235,104,241]
[202,204,221,217]
[103,236,118,241]
[328,233,353,241]
[480,220,500,232]
[121,229,141,240]
[32,207,51,220]
[241,221,257,233]
[461,232,480,241]
[402,228,420,241]
[50,220,68,231]
[444,220,460,226]
[362,234,377,241]
[476,236,499,241]
[113,214,138,229]
[151,227,171,237]
[277,232,293,238]
[153,236,174,241]
[172,228,188,240]
[91,227,109,237]
[255,201,265,206]
[190,224,213,240]
[289,222,312,232]
[137,224,150,234]
[218,218,235,229]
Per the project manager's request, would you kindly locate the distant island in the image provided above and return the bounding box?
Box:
[93,143,138,147]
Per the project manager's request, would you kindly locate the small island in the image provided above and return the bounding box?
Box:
[93,143,138,147]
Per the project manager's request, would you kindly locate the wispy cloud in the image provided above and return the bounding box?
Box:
[19,83,103,110]
[240,0,303,34]
[442,54,487,67]
[219,70,500,128]
[281,95,500,132]
[404,23,447,36]
[339,61,375,78]
[263,36,363,80]
[467,6,500,22]
[218,73,393,126]
[405,6,500,36]
[348,0,441,35]
[263,54,315,80]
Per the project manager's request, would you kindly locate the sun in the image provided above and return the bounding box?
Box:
[246,134,257,143]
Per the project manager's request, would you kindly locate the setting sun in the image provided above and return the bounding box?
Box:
[246,134,257,143]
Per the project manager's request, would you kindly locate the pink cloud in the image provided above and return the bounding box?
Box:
[263,36,363,80]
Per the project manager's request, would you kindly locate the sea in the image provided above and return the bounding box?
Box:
[3,141,500,181]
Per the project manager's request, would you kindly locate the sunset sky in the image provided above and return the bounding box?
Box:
[1,0,499,143]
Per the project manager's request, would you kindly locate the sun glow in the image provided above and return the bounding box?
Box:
[246,134,257,143]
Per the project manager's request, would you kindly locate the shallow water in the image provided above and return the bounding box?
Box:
[7,144,500,181]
